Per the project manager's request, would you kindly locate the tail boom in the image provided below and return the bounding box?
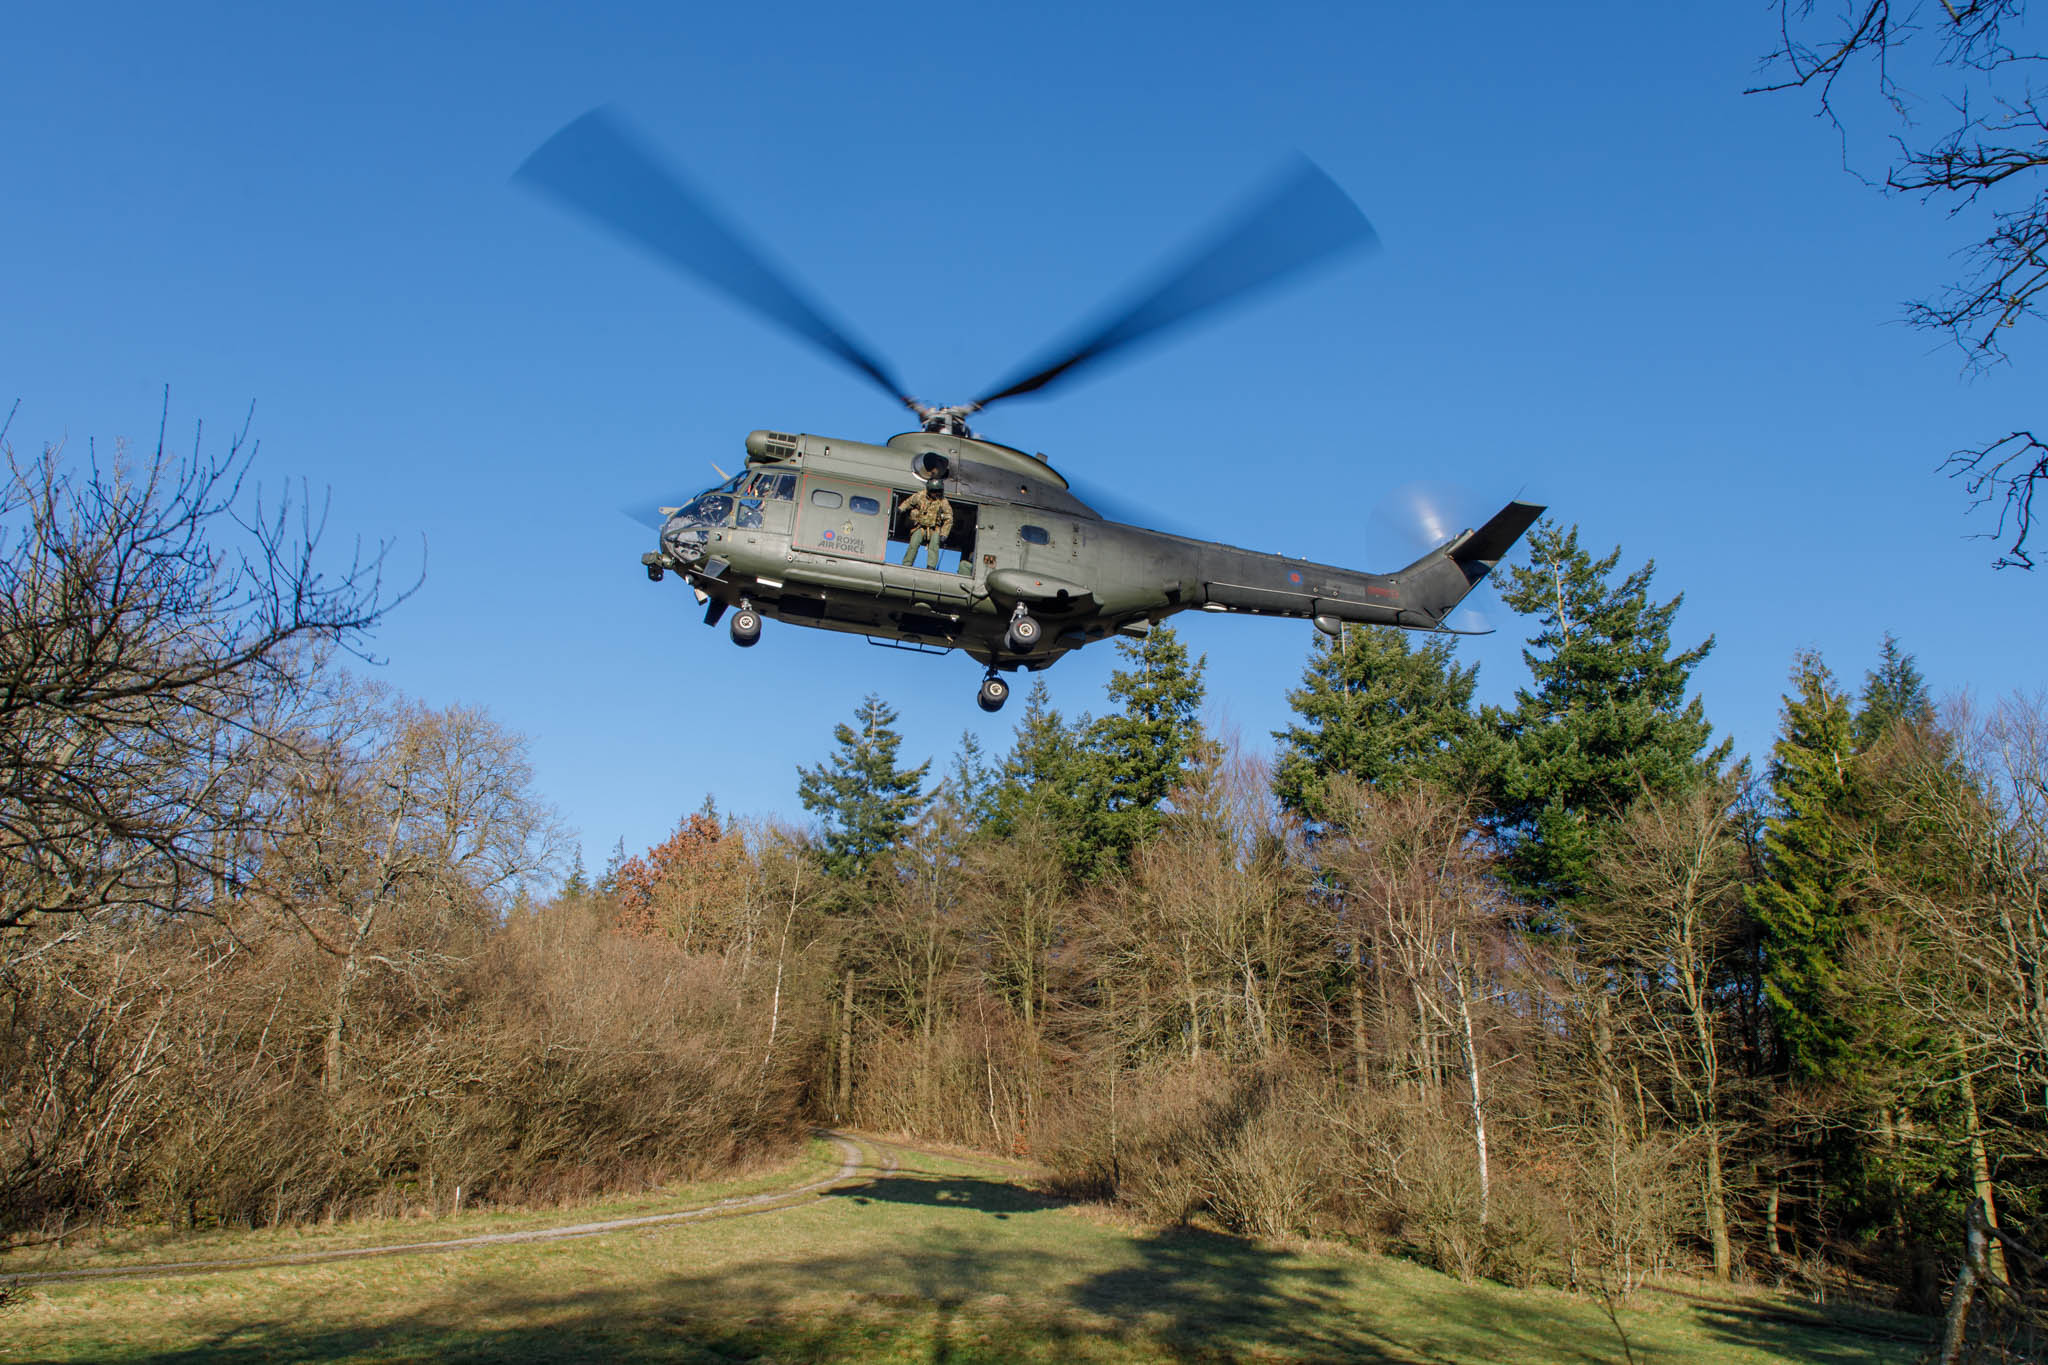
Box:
[1189,499,1544,635]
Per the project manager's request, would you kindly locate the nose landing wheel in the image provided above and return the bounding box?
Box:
[730,602,761,648]
[976,672,1010,713]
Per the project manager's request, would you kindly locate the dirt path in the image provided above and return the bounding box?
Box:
[2,1131,901,1287]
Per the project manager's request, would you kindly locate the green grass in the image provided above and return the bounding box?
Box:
[1,1139,1930,1364]
[0,1139,844,1275]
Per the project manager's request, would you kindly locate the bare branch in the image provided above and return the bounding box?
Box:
[0,406,417,928]
[1943,429,2046,566]
[1755,1,2047,566]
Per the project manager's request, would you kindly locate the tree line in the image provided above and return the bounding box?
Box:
[768,520,2043,1311]
[3,431,2043,1326]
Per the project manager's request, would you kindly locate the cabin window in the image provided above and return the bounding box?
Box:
[736,498,764,529]
[849,495,882,516]
[1019,524,1051,545]
[810,488,844,509]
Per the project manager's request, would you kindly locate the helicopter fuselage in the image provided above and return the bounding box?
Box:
[522,109,1542,708]
[644,429,1539,680]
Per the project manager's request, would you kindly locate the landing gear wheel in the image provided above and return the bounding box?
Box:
[730,608,762,648]
[1005,613,1041,653]
[977,674,1010,713]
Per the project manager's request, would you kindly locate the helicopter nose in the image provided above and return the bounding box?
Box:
[661,515,708,561]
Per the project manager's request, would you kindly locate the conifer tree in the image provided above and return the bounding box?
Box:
[1853,633,1933,750]
[598,837,627,898]
[1273,624,1478,824]
[560,846,590,901]
[795,693,930,879]
[987,679,1089,829]
[1746,652,1857,1078]
[1086,625,1208,867]
[1486,521,1726,910]
[935,729,998,835]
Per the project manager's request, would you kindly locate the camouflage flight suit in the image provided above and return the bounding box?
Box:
[900,487,953,568]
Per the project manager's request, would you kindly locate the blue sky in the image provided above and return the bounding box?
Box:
[7,2,2042,867]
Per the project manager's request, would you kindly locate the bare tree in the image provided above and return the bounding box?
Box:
[1850,695,2048,1284]
[248,687,563,1092]
[1754,2,2048,566]
[1088,749,1318,1068]
[962,815,1073,1039]
[1322,779,1500,1226]
[1584,777,1754,1281]
[0,408,407,929]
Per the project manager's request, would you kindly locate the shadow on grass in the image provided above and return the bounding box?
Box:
[825,1170,1059,1220]
[1684,1296,1931,1365]
[41,1170,1924,1364]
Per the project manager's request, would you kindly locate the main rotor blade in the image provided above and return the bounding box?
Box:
[620,502,668,532]
[972,156,1378,411]
[517,107,912,407]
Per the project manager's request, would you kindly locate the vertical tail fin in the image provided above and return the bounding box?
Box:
[1390,500,1544,627]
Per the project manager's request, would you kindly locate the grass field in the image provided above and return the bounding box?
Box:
[1,1136,1929,1364]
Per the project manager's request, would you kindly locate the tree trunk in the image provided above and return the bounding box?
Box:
[760,924,789,1080]
[1936,1205,1987,1365]
[1593,989,1624,1143]
[1350,931,1371,1086]
[323,903,380,1094]
[1411,978,1435,1096]
[1452,954,1490,1226]
[918,951,935,1127]
[1961,1070,2009,1283]
[1705,1126,1731,1281]
[836,969,855,1120]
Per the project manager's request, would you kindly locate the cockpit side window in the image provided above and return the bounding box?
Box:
[743,471,796,500]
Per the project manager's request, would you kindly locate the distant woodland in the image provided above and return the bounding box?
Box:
[4,432,2044,1339]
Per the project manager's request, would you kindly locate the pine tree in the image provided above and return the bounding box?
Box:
[934,729,998,835]
[1085,625,1208,867]
[1746,652,1858,1078]
[1853,633,1932,750]
[561,846,590,901]
[598,837,627,898]
[985,678,1096,875]
[1485,521,1727,910]
[1273,624,1478,824]
[796,694,930,879]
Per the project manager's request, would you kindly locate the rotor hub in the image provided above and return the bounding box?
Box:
[909,401,978,439]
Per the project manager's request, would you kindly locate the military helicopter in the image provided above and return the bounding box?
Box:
[517,110,1542,713]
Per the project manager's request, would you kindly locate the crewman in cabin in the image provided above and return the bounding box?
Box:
[900,479,953,569]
